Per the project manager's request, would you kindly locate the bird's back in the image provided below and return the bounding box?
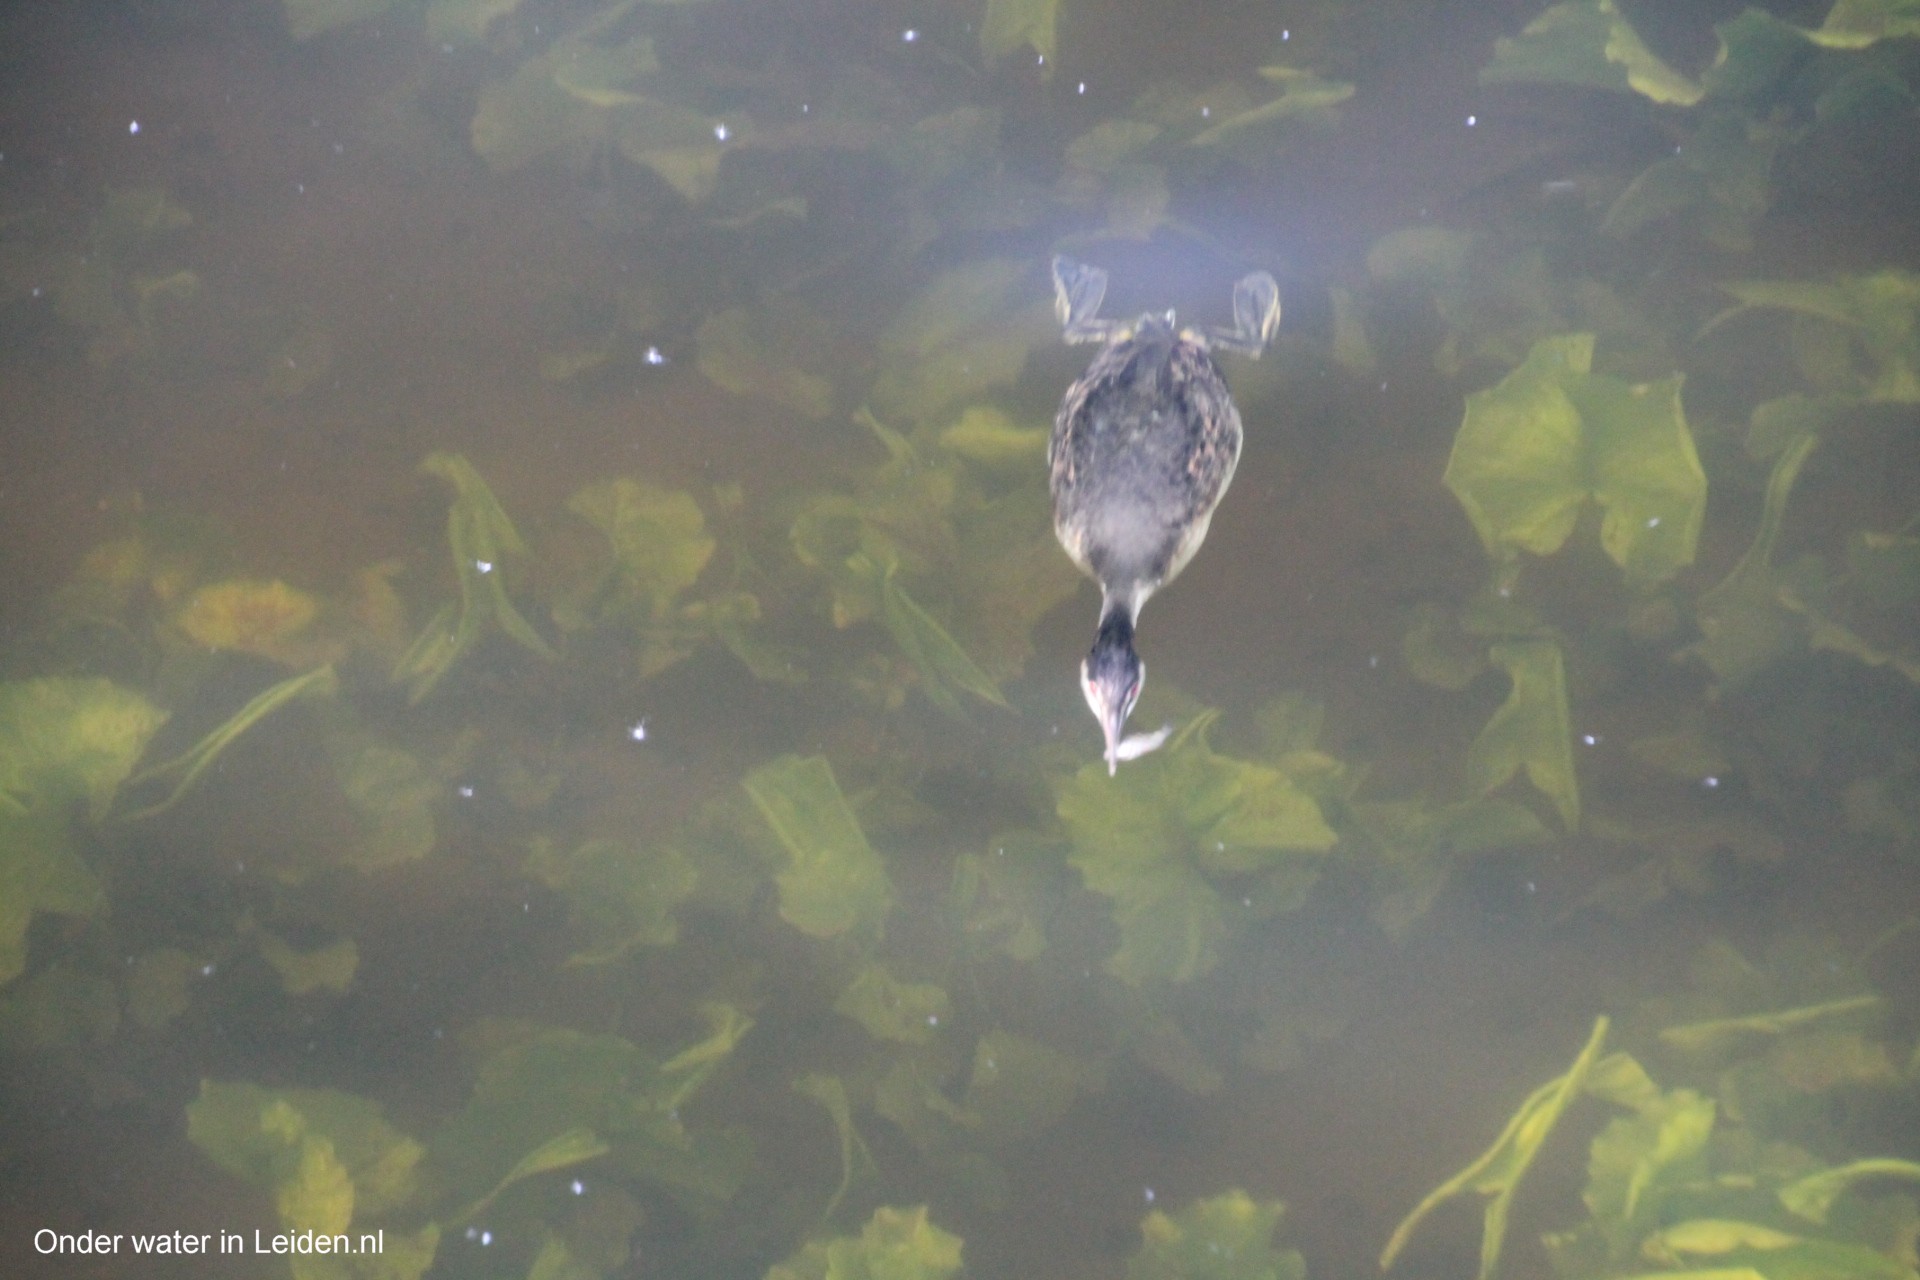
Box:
[1049,321,1244,600]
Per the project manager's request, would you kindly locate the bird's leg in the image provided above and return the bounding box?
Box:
[1053,255,1126,345]
[1199,271,1282,357]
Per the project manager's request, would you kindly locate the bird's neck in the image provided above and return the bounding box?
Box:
[1093,599,1137,658]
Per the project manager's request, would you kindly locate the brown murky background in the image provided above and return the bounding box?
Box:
[3,1,1918,1278]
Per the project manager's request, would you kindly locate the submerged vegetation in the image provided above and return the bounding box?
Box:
[2,0,1919,1277]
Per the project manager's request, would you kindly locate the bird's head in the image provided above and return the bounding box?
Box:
[1081,613,1144,776]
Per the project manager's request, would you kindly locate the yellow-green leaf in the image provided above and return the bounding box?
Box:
[259,932,359,996]
[525,836,697,963]
[742,755,893,940]
[1128,1188,1304,1280]
[1481,0,1703,105]
[833,963,951,1045]
[1446,333,1705,587]
[980,0,1057,68]
[1382,1017,1610,1280]
[1464,640,1580,830]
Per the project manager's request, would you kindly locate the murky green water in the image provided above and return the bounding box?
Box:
[3,1,1919,1278]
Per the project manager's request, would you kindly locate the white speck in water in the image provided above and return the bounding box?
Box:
[571,1180,585,1195]
[800,103,809,113]
[1703,775,1720,789]
[201,964,217,977]
[1497,585,1512,598]
[129,120,141,135]
[901,27,918,42]
[1144,1187,1156,1203]
[1368,654,1380,668]
[644,345,667,365]
[927,1014,940,1026]
[1201,105,1211,118]
[1526,881,1538,893]
[458,784,474,798]
[713,122,730,141]
[1582,734,1597,746]
[629,719,648,742]
[475,559,493,574]
[1647,516,1661,528]
[332,141,343,154]
[1036,53,1045,65]
[1466,114,1477,126]
[1077,82,1086,94]
[296,183,305,194]
[1282,28,1290,40]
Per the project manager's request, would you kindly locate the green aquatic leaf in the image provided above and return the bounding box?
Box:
[1058,721,1334,984]
[1812,0,1920,48]
[1382,1016,1611,1280]
[1445,333,1706,588]
[0,808,103,988]
[1685,432,1819,690]
[1603,114,1783,252]
[187,1081,425,1220]
[0,676,169,817]
[1355,795,1552,938]
[258,931,359,996]
[870,258,1044,423]
[1187,67,1353,150]
[470,47,581,172]
[1779,1158,1920,1224]
[122,665,338,821]
[566,477,716,616]
[330,736,440,870]
[937,406,1047,467]
[612,97,738,201]
[696,305,834,420]
[1658,993,1884,1052]
[1063,120,1164,172]
[833,963,951,1045]
[283,0,392,41]
[742,755,893,940]
[767,1204,964,1280]
[397,454,555,702]
[1720,271,1920,403]
[1584,1084,1715,1227]
[1127,1188,1304,1280]
[794,1074,880,1224]
[951,832,1066,963]
[432,1018,747,1211]
[963,1029,1103,1148]
[525,836,697,963]
[423,0,525,44]
[1464,639,1580,830]
[551,36,659,107]
[980,0,1057,68]
[456,1127,610,1224]
[864,550,1008,712]
[1481,0,1704,105]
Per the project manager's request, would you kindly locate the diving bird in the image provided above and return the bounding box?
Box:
[1048,255,1281,773]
